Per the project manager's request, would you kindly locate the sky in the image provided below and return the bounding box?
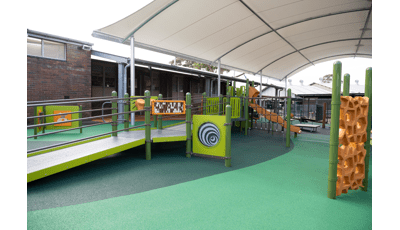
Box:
[24,0,372,87]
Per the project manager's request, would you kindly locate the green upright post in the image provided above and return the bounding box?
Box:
[186,93,192,158]
[226,80,230,96]
[343,73,350,96]
[327,61,342,199]
[251,81,254,87]
[361,67,372,192]
[286,89,291,147]
[202,92,207,115]
[145,90,151,160]
[112,91,118,137]
[157,94,162,129]
[79,105,83,133]
[225,105,232,167]
[233,81,236,96]
[124,93,129,131]
[245,79,249,135]
[34,107,38,139]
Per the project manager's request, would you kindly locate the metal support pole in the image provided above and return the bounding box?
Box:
[112,91,118,137]
[157,94,162,129]
[118,62,124,124]
[286,89,291,147]
[327,61,342,199]
[130,36,135,126]
[343,73,350,96]
[218,59,221,96]
[361,67,372,192]
[233,81,236,97]
[245,79,249,135]
[225,105,232,167]
[284,77,287,122]
[124,93,129,131]
[186,93,192,158]
[145,90,151,160]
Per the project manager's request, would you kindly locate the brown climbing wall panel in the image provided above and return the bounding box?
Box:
[337,96,369,196]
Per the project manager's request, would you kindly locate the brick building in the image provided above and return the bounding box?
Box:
[27,29,93,119]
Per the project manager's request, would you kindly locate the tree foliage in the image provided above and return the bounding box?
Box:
[169,57,230,74]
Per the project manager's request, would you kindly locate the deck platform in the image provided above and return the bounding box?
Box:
[27,124,187,182]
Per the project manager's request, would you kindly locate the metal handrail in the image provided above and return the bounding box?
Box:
[27,124,148,154]
[27,108,117,120]
[27,96,116,104]
[28,122,112,139]
[27,96,147,107]
[27,109,146,129]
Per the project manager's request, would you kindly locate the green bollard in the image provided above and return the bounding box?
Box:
[124,93,129,131]
[158,94,162,129]
[153,96,157,128]
[245,79,249,135]
[145,90,151,160]
[343,73,350,96]
[327,61,342,199]
[112,91,118,137]
[34,107,38,139]
[186,93,192,158]
[286,89,291,147]
[79,105,83,133]
[361,67,372,192]
[225,105,232,167]
[202,92,207,115]
[219,95,223,115]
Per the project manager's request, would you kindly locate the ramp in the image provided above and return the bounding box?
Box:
[27,124,186,182]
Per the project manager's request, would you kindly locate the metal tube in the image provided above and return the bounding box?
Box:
[186,93,192,158]
[124,63,130,94]
[218,59,221,96]
[28,122,111,139]
[361,67,372,192]
[27,108,116,120]
[130,36,136,126]
[286,89,291,147]
[145,90,151,160]
[327,61,342,199]
[343,73,350,96]
[27,96,115,104]
[28,110,145,129]
[26,97,127,107]
[225,105,232,167]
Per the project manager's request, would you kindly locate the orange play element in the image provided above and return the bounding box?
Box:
[54,111,72,126]
[291,113,294,118]
[135,99,156,111]
[336,96,369,196]
[249,103,301,134]
[247,86,301,134]
[248,86,259,98]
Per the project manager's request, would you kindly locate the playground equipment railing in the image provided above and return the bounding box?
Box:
[27,92,151,155]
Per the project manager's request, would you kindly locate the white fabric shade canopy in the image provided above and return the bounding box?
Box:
[92,0,372,81]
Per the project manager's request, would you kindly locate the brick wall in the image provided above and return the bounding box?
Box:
[27,44,92,121]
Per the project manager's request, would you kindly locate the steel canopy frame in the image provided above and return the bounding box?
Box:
[91,2,372,82]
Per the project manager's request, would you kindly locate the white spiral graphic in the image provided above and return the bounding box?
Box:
[198,122,220,147]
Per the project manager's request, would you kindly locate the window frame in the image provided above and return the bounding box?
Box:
[27,36,67,61]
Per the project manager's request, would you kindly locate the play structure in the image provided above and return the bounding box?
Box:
[327,62,372,199]
[27,78,302,182]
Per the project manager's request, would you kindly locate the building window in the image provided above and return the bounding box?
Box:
[27,37,66,60]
